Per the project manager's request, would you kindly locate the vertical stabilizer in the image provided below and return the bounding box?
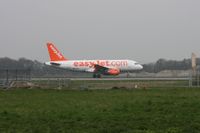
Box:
[46,42,67,61]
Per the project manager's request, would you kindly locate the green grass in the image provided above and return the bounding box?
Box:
[0,88,200,133]
[33,79,189,89]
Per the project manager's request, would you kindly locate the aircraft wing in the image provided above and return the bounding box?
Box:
[85,64,120,75]
[93,64,109,74]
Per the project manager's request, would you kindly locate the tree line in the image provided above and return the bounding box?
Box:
[143,58,199,73]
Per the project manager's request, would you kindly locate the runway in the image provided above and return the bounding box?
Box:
[70,77,188,81]
[32,77,189,81]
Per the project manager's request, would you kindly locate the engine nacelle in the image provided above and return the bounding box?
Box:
[105,68,120,75]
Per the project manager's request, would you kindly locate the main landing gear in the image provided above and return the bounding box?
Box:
[93,74,101,78]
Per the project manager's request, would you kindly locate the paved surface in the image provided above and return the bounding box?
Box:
[32,77,189,81]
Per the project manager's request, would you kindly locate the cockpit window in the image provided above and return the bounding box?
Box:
[135,63,140,65]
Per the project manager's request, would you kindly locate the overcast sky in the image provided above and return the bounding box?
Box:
[0,0,200,63]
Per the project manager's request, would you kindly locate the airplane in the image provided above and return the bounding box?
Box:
[45,42,143,78]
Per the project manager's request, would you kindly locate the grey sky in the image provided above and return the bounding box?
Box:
[0,0,200,63]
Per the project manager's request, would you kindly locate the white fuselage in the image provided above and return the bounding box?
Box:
[45,59,143,73]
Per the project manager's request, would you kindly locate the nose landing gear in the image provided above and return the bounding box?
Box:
[93,74,101,78]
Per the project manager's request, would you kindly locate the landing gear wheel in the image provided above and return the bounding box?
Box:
[93,74,101,78]
[93,74,97,78]
[97,74,101,78]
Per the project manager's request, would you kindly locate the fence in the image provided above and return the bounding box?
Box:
[0,68,199,89]
[0,69,31,87]
[31,78,191,90]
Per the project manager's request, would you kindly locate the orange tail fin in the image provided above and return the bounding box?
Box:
[47,42,67,61]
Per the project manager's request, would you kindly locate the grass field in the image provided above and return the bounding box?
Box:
[33,79,189,89]
[0,88,200,133]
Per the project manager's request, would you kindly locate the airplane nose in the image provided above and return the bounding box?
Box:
[139,65,143,70]
[137,64,143,70]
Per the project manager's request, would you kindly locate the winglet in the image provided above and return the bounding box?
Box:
[46,42,67,61]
